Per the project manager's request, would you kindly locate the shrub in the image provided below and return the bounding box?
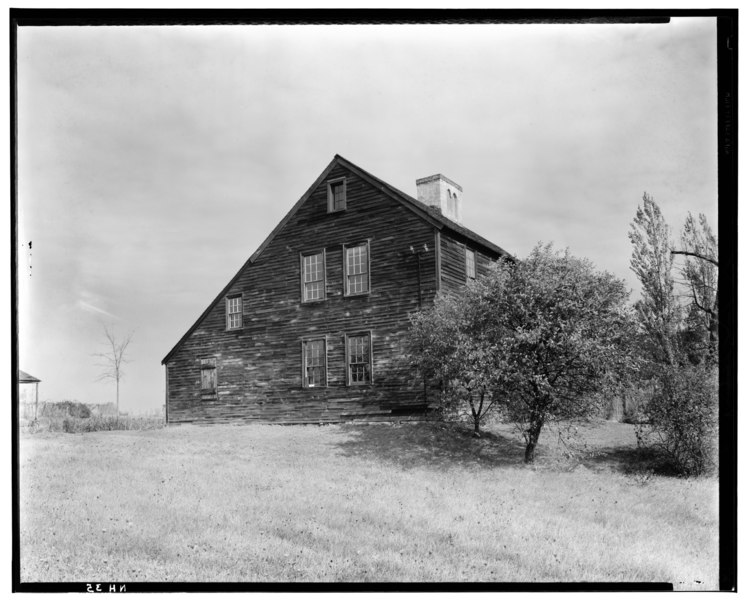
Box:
[40,400,91,419]
[636,364,718,476]
[603,382,651,424]
[42,415,165,434]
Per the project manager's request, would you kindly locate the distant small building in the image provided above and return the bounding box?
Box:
[19,370,41,421]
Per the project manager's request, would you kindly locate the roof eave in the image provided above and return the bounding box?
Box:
[161,156,343,365]
[162,154,513,364]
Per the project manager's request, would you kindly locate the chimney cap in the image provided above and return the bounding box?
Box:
[416,173,463,192]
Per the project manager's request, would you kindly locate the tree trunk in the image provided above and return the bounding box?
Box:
[473,391,485,438]
[524,420,544,464]
[468,393,481,437]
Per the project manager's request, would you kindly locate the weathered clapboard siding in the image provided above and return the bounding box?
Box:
[165,162,441,424]
[438,230,498,297]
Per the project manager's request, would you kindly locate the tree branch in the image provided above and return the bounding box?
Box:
[670,250,719,267]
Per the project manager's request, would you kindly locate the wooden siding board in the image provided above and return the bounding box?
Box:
[439,230,497,297]
[162,155,510,365]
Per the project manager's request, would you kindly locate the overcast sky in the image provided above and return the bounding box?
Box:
[17,18,719,413]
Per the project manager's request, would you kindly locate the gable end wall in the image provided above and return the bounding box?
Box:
[165,164,440,424]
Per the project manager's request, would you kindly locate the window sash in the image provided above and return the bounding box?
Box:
[226,296,242,329]
[302,252,325,301]
[331,182,345,211]
[345,244,369,295]
[328,178,346,212]
[347,334,371,385]
[466,249,476,280]
[303,339,326,387]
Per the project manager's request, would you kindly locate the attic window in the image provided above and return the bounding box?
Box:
[327,178,346,212]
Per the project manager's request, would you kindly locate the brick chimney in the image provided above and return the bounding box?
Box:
[416,174,463,224]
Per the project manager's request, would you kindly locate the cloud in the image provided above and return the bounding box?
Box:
[76,299,119,320]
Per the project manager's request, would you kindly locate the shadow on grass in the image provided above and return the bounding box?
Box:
[333,420,673,476]
[333,422,528,471]
[583,445,679,477]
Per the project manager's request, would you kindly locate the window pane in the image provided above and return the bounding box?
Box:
[227,296,242,329]
[303,254,323,282]
[347,246,366,274]
[331,181,345,210]
[348,274,366,294]
[305,340,325,387]
[305,280,324,301]
[303,252,325,301]
[346,245,369,294]
[348,334,371,384]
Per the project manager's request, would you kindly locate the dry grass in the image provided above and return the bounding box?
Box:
[23,415,164,434]
[18,419,718,587]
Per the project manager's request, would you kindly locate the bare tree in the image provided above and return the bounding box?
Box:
[94,325,133,417]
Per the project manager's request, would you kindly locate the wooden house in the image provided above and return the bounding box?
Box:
[162,155,511,425]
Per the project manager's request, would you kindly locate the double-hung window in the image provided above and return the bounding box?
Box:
[226,295,243,329]
[301,251,325,302]
[200,358,217,395]
[302,339,327,388]
[465,248,476,281]
[327,178,346,212]
[347,332,372,385]
[345,242,370,296]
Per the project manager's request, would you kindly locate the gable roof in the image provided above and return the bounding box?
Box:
[162,155,512,364]
[19,370,40,383]
[334,155,511,259]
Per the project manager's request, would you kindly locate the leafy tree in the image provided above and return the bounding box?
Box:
[479,244,633,463]
[409,282,500,436]
[674,212,718,364]
[635,363,718,476]
[628,193,680,366]
[93,325,133,417]
[410,244,633,462]
[628,195,718,475]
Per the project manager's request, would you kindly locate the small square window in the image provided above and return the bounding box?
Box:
[327,179,346,212]
[345,243,370,296]
[465,249,476,281]
[226,295,243,329]
[301,251,326,302]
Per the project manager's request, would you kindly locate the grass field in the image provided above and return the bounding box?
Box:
[18,419,719,587]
